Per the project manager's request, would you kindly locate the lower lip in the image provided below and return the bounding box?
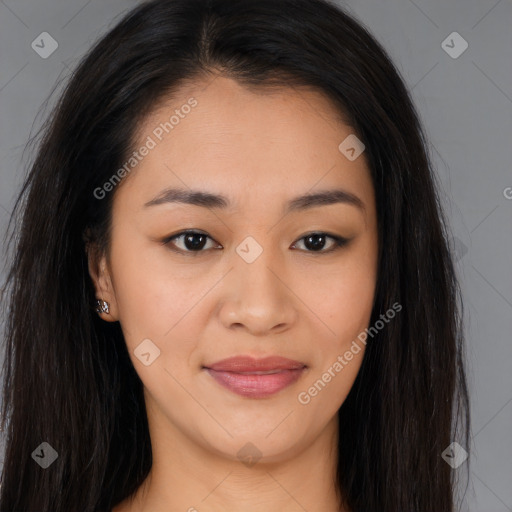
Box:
[205,368,306,398]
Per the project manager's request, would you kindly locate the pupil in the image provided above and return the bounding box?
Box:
[181,233,328,251]
[305,234,325,251]
[185,233,206,250]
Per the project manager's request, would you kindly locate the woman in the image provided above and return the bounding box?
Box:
[0,0,470,510]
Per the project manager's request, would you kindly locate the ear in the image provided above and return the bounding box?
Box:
[85,241,119,322]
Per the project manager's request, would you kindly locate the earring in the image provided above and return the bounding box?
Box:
[95,299,110,315]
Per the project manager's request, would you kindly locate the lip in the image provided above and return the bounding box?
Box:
[204,356,307,399]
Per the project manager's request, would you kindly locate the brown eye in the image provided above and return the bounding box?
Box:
[162,230,349,255]
[291,232,349,253]
[163,231,221,253]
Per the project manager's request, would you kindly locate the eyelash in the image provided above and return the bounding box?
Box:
[161,230,350,255]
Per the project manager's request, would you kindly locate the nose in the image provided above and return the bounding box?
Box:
[217,247,298,336]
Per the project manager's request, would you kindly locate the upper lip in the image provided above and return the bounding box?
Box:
[204,356,306,373]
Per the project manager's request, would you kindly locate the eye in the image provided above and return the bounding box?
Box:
[162,230,349,255]
[162,230,221,254]
[291,232,349,253]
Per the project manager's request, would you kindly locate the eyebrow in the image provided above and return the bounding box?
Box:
[144,187,365,215]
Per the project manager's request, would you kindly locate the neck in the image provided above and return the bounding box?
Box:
[116,412,347,512]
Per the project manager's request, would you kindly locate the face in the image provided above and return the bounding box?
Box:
[89,76,378,465]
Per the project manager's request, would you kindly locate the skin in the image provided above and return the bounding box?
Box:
[89,75,378,512]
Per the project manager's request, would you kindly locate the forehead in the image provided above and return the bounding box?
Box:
[116,76,373,212]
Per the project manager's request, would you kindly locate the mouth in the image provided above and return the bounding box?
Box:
[203,356,307,399]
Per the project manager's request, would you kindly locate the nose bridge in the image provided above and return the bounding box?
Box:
[219,234,296,334]
[234,234,284,300]
[249,258,278,289]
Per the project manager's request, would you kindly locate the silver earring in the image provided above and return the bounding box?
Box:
[95,299,110,314]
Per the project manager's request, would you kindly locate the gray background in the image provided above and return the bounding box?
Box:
[0,0,511,510]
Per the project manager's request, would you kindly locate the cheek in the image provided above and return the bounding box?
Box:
[298,258,376,344]
[295,317,366,428]
[295,248,375,400]
[330,244,377,333]
[109,235,210,355]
